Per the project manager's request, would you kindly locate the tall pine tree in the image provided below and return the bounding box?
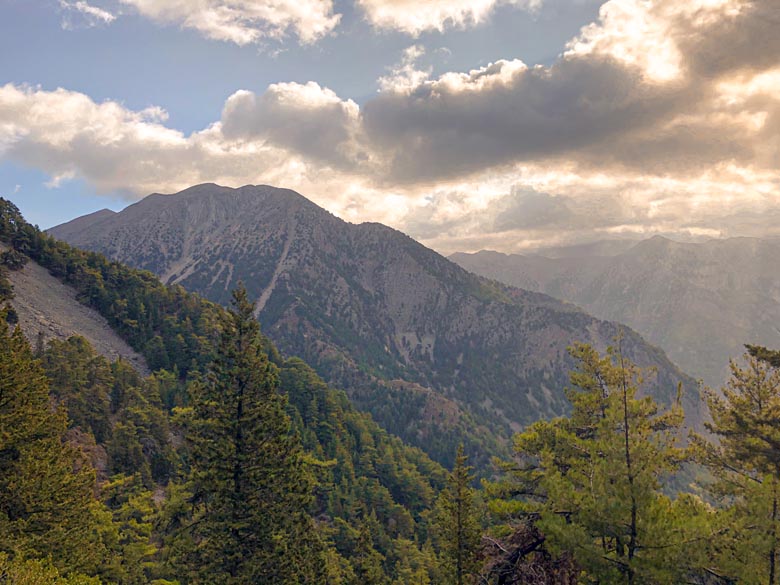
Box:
[181,284,326,584]
[490,342,708,584]
[0,316,104,575]
[695,352,780,584]
[434,444,481,585]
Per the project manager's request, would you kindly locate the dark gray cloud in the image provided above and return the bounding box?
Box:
[220,83,363,169]
[361,55,690,183]
[677,0,780,78]
[353,0,780,184]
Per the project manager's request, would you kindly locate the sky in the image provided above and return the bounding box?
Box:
[1,0,779,254]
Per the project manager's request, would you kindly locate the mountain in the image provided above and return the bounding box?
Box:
[1,198,449,582]
[525,238,642,259]
[451,236,780,387]
[45,208,116,242]
[50,184,704,465]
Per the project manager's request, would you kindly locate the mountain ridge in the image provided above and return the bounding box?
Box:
[451,237,780,387]
[49,184,706,466]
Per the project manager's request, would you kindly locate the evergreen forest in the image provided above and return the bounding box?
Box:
[3,197,780,584]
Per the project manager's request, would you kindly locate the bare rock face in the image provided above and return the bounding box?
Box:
[50,184,704,464]
[451,236,780,388]
[2,242,149,375]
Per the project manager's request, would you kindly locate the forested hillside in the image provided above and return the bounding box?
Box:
[5,197,780,583]
[0,197,448,583]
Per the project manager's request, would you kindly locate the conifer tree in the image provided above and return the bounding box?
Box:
[390,538,435,585]
[0,317,104,574]
[0,553,100,585]
[434,444,481,585]
[747,345,780,368]
[43,336,113,443]
[491,342,706,584]
[350,518,388,585]
[182,284,326,584]
[695,353,780,584]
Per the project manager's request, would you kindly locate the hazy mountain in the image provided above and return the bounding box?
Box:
[525,239,642,259]
[451,236,780,387]
[51,184,704,464]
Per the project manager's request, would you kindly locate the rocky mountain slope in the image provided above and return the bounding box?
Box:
[50,184,704,465]
[451,237,780,387]
[1,242,148,374]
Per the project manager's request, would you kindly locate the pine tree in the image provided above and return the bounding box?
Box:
[42,336,114,443]
[695,353,780,584]
[390,538,435,585]
[434,444,481,585]
[181,284,326,584]
[97,474,160,584]
[0,317,104,574]
[350,518,387,585]
[747,345,780,368]
[491,342,707,584]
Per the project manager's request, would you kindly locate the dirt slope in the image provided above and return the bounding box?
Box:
[3,243,149,375]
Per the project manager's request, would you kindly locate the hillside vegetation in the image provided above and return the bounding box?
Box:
[3,197,780,583]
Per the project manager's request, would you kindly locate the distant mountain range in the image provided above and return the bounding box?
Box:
[50,184,704,466]
[451,237,780,388]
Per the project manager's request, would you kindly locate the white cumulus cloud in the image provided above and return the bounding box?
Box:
[120,0,340,45]
[357,0,543,36]
[220,82,364,168]
[377,45,432,93]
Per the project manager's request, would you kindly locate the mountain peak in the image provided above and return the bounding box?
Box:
[144,183,316,208]
[49,183,704,465]
[45,207,116,242]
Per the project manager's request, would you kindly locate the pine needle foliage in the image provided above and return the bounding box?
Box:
[0,317,104,575]
[694,353,780,584]
[434,444,482,585]
[489,342,708,584]
[180,284,326,584]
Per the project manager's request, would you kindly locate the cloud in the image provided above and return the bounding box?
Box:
[0,83,283,195]
[119,0,340,45]
[362,55,686,183]
[400,168,780,254]
[356,0,542,36]
[3,0,780,252]
[359,0,780,185]
[491,189,574,231]
[220,82,365,169]
[377,45,431,93]
[0,83,378,226]
[59,0,116,30]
